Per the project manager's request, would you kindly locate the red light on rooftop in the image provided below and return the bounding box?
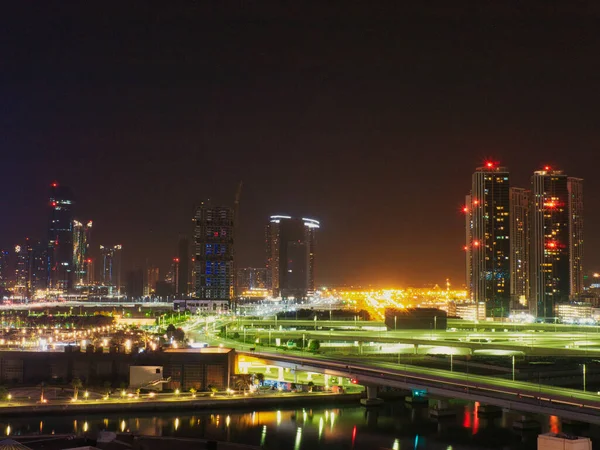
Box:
[462,206,468,213]
[51,182,58,188]
[544,166,551,171]
[51,201,57,207]
[486,161,494,168]
[173,258,180,262]
[473,241,480,247]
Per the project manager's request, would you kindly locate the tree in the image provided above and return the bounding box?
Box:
[255,373,265,386]
[71,377,83,400]
[103,381,112,396]
[308,340,320,352]
[189,387,197,397]
[307,381,314,393]
[173,328,185,342]
[166,324,176,337]
[0,386,8,401]
[235,374,251,393]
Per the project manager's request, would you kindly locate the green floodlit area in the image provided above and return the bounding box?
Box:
[202,317,600,393]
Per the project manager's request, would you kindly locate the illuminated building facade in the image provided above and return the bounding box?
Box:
[530,169,570,317]
[14,239,47,298]
[145,266,159,296]
[0,250,8,288]
[193,203,235,300]
[568,177,584,298]
[464,194,473,299]
[100,244,122,295]
[530,168,584,318]
[47,183,74,291]
[236,267,269,292]
[266,216,319,299]
[510,187,530,306]
[465,163,510,316]
[171,257,180,294]
[73,220,92,286]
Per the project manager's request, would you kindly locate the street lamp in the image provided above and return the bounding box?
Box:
[394,316,397,331]
[512,356,515,381]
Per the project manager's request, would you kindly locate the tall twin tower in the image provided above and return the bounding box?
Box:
[465,163,583,319]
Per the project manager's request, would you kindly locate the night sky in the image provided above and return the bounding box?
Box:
[1,3,599,287]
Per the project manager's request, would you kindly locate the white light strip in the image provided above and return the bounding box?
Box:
[270,215,292,219]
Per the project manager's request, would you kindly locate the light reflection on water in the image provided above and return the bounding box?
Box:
[0,402,593,449]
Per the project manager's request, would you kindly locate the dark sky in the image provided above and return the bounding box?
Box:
[1,3,600,287]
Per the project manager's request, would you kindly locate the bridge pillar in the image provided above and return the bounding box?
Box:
[324,374,330,388]
[430,399,457,420]
[414,344,419,355]
[360,385,384,406]
[294,371,298,383]
[278,367,284,381]
[512,414,540,431]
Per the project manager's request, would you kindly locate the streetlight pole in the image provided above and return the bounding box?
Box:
[512,355,515,381]
[450,354,453,372]
[394,316,397,331]
[583,364,587,392]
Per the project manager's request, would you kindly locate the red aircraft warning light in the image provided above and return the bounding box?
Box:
[462,206,468,213]
[51,182,58,188]
[486,161,494,168]
[473,241,480,247]
[544,166,551,171]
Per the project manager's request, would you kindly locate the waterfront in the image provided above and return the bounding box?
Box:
[2,401,598,450]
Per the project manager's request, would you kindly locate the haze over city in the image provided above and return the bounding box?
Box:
[2,3,600,287]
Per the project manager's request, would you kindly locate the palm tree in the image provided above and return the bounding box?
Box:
[71,377,83,400]
[235,374,251,393]
[255,373,265,387]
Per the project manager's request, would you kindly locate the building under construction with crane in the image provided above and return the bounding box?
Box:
[191,183,241,306]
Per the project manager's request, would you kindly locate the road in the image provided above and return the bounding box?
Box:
[238,349,600,424]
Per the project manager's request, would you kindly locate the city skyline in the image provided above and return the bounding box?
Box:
[2,4,600,287]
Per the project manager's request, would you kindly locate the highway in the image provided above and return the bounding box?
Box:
[238,349,600,424]
[222,321,600,356]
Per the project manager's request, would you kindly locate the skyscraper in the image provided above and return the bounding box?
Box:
[193,203,235,300]
[568,177,584,298]
[171,257,180,294]
[266,215,319,299]
[530,168,569,317]
[0,250,9,288]
[236,267,269,293]
[510,187,530,307]
[73,220,92,286]
[145,266,159,296]
[177,235,190,296]
[125,268,144,299]
[100,244,122,295]
[47,183,74,291]
[530,168,583,318]
[465,163,510,316]
[14,239,46,299]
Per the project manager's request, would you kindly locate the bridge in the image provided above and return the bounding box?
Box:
[237,350,600,424]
